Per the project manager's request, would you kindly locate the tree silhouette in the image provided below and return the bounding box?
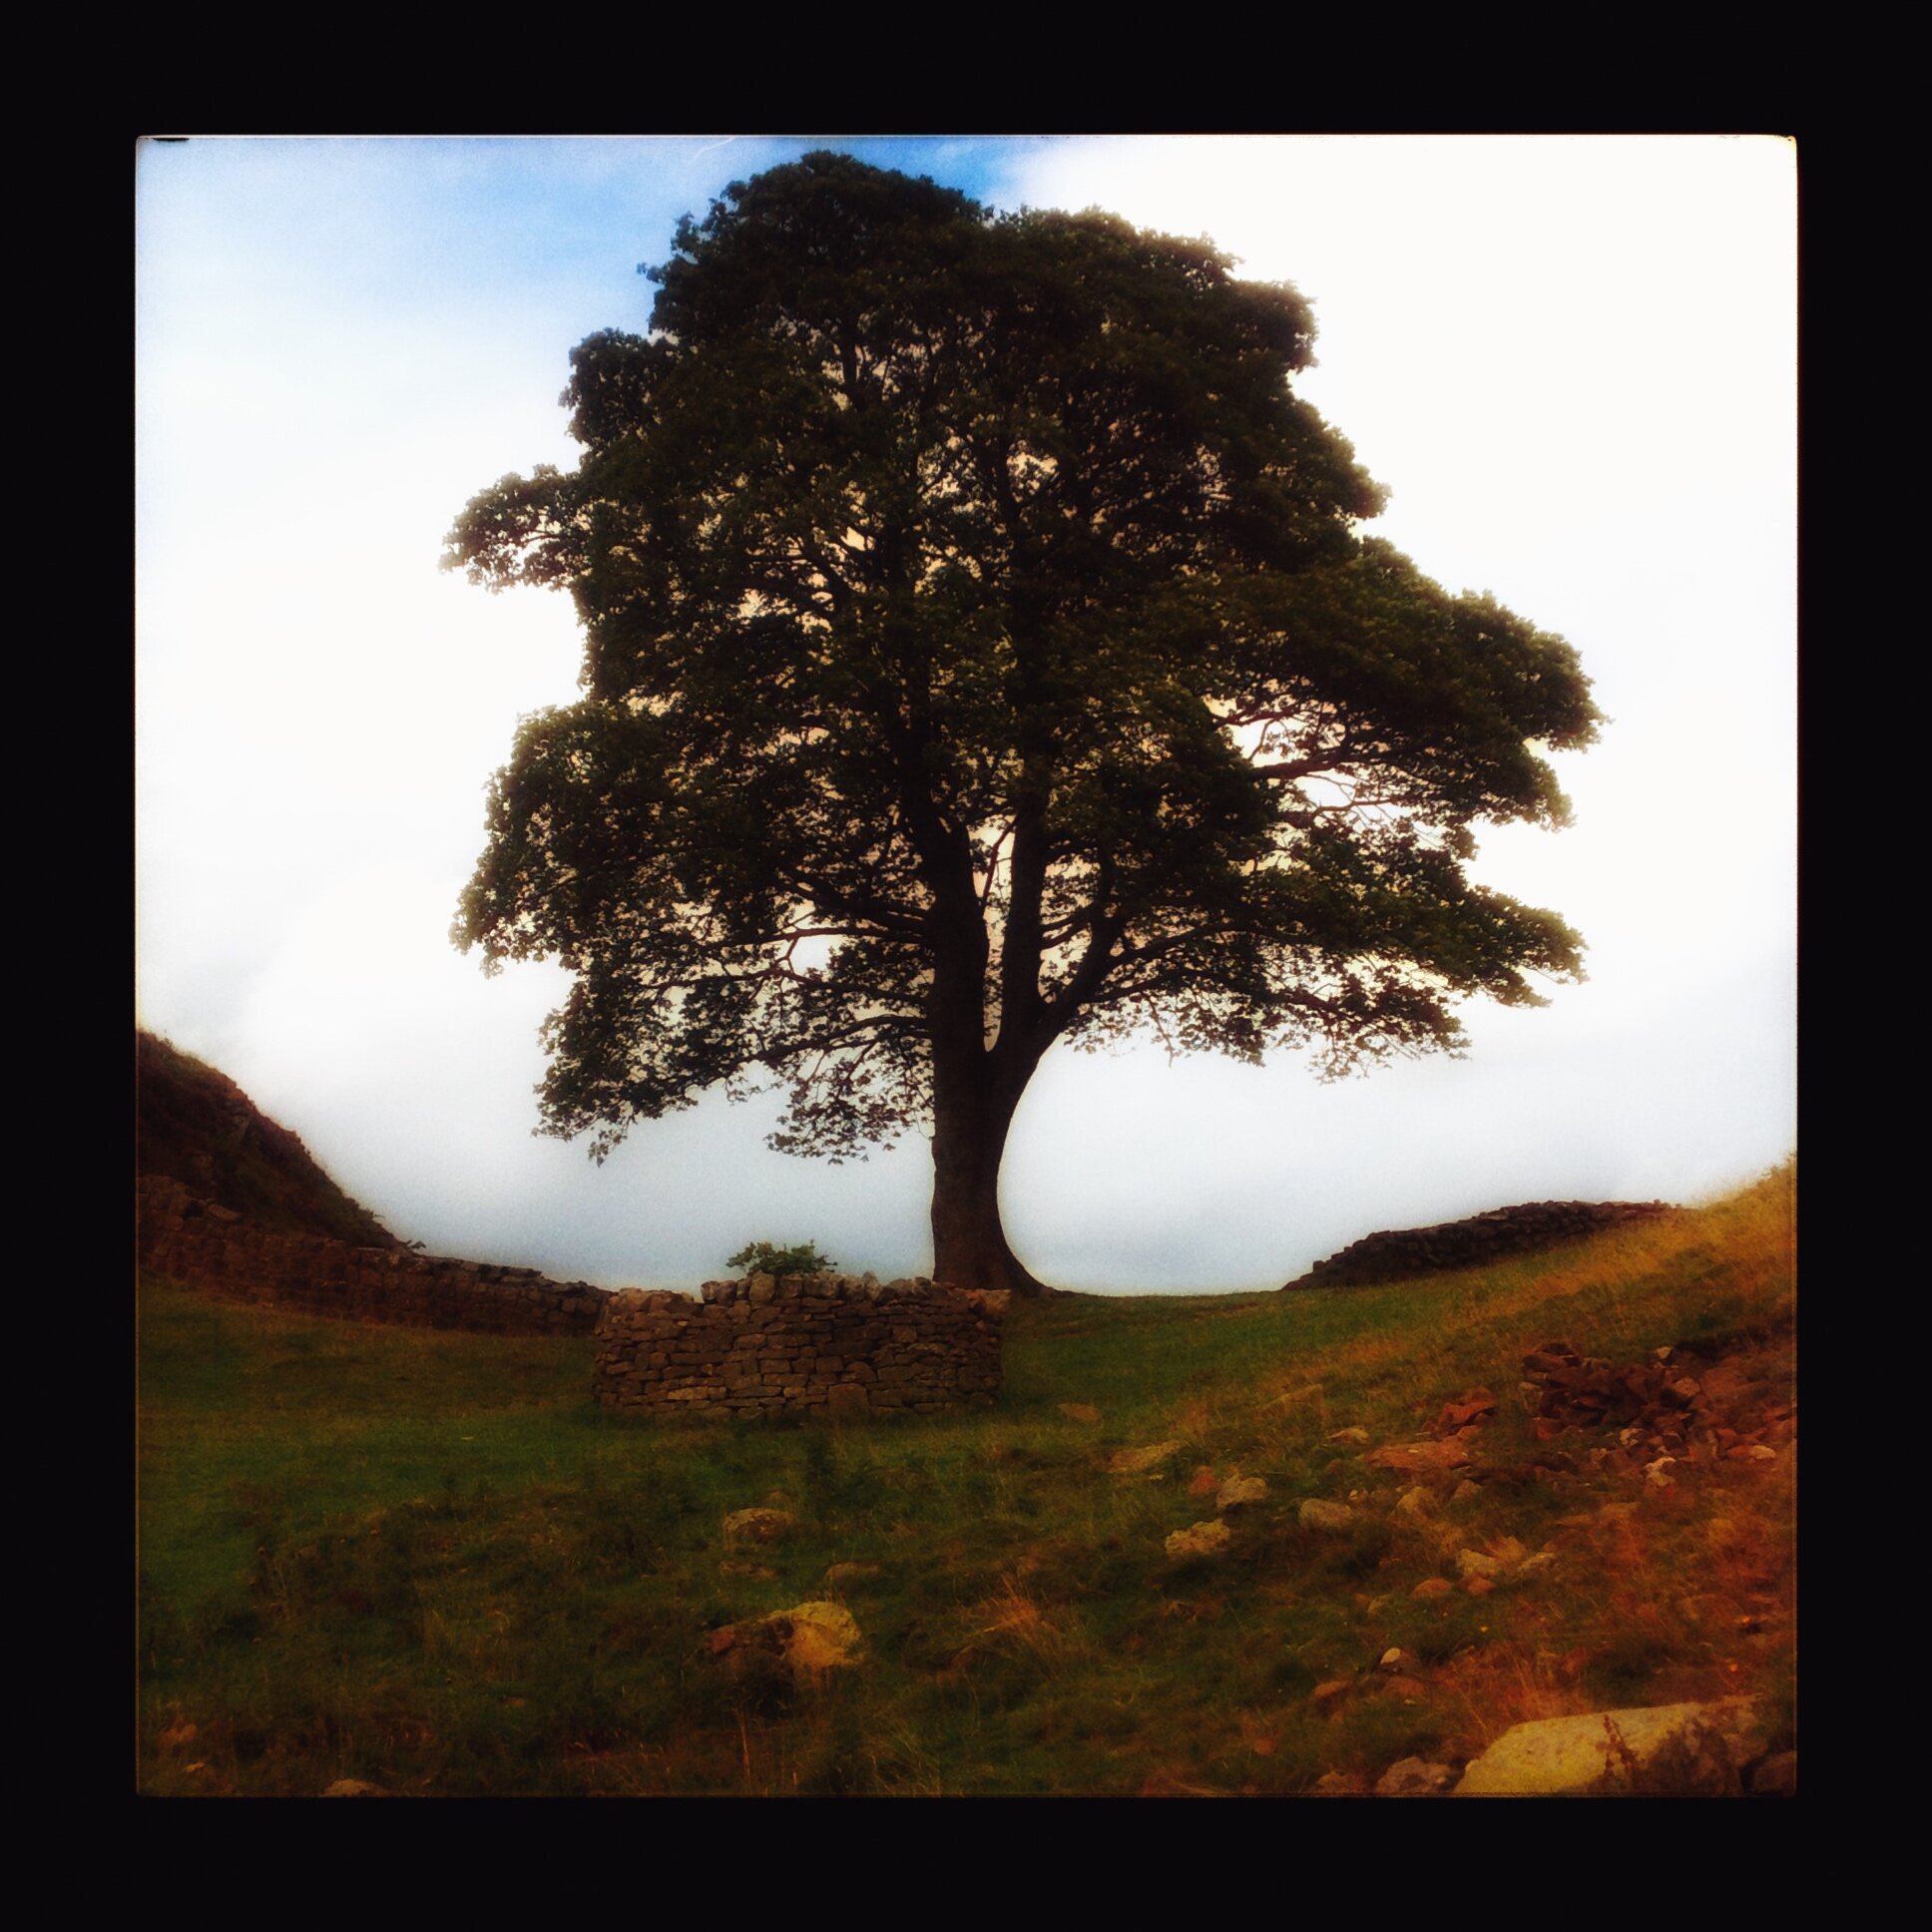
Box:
[447,154,1599,1293]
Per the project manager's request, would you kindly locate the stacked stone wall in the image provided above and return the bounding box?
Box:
[594,1272,1004,1418]
[1285,1200,1677,1291]
[137,1175,608,1336]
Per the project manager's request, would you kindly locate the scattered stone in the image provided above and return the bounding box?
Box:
[1298,1497,1356,1533]
[1111,1441,1182,1477]
[1450,1481,1483,1504]
[823,1561,881,1587]
[1327,1426,1370,1444]
[1375,1757,1456,1797]
[1379,1647,1421,1675]
[1393,1485,1434,1520]
[1366,1439,1470,1476]
[1455,1548,1503,1581]
[1411,1577,1455,1601]
[1187,1465,1219,1499]
[1462,1576,1495,1598]
[779,1602,864,1673]
[1431,1389,1497,1435]
[1165,1519,1232,1561]
[322,1779,389,1798]
[1310,1769,1370,1796]
[724,1507,795,1546]
[1217,1475,1269,1512]
[1059,1402,1101,1423]
[1311,1679,1354,1706]
[1455,1698,1768,1796]
[713,1602,865,1678]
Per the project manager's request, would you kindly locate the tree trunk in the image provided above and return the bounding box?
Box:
[929,1064,1049,1295]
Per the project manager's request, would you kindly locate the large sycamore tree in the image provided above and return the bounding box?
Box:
[447,153,1599,1294]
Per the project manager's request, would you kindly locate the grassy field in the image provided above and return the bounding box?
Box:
[137,1162,1794,1796]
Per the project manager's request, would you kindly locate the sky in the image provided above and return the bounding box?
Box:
[136,135,1796,1292]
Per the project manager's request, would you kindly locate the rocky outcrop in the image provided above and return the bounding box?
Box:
[1454,1698,1772,1796]
[1283,1200,1676,1291]
[592,1272,1003,1418]
[709,1602,865,1679]
[138,1175,608,1336]
[1165,1520,1232,1560]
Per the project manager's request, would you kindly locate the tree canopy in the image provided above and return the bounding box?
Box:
[446,153,1600,1292]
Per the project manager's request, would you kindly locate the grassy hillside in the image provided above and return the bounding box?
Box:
[137,1161,1794,1796]
[137,1031,399,1248]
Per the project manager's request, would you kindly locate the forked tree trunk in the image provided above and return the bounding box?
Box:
[929,1062,1049,1295]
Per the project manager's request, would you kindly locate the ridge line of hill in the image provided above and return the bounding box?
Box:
[136,1029,402,1250]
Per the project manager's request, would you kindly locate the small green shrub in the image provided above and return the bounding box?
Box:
[727,1239,838,1278]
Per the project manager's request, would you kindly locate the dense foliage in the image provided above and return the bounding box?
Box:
[447,153,1600,1288]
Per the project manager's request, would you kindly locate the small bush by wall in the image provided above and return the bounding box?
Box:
[594,1272,1004,1419]
[137,1176,609,1336]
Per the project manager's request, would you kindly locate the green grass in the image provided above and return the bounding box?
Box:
[138,1159,1794,1796]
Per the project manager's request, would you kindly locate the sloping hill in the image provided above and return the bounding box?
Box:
[138,1160,1794,1796]
[136,1030,400,1248]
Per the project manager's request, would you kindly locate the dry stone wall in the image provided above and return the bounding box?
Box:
[138,1176,609,1336]
[594,1272,1004,1418]
[1284,1200,1677,1291]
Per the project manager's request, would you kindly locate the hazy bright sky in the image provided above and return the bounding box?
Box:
[136,135,1795,1291]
